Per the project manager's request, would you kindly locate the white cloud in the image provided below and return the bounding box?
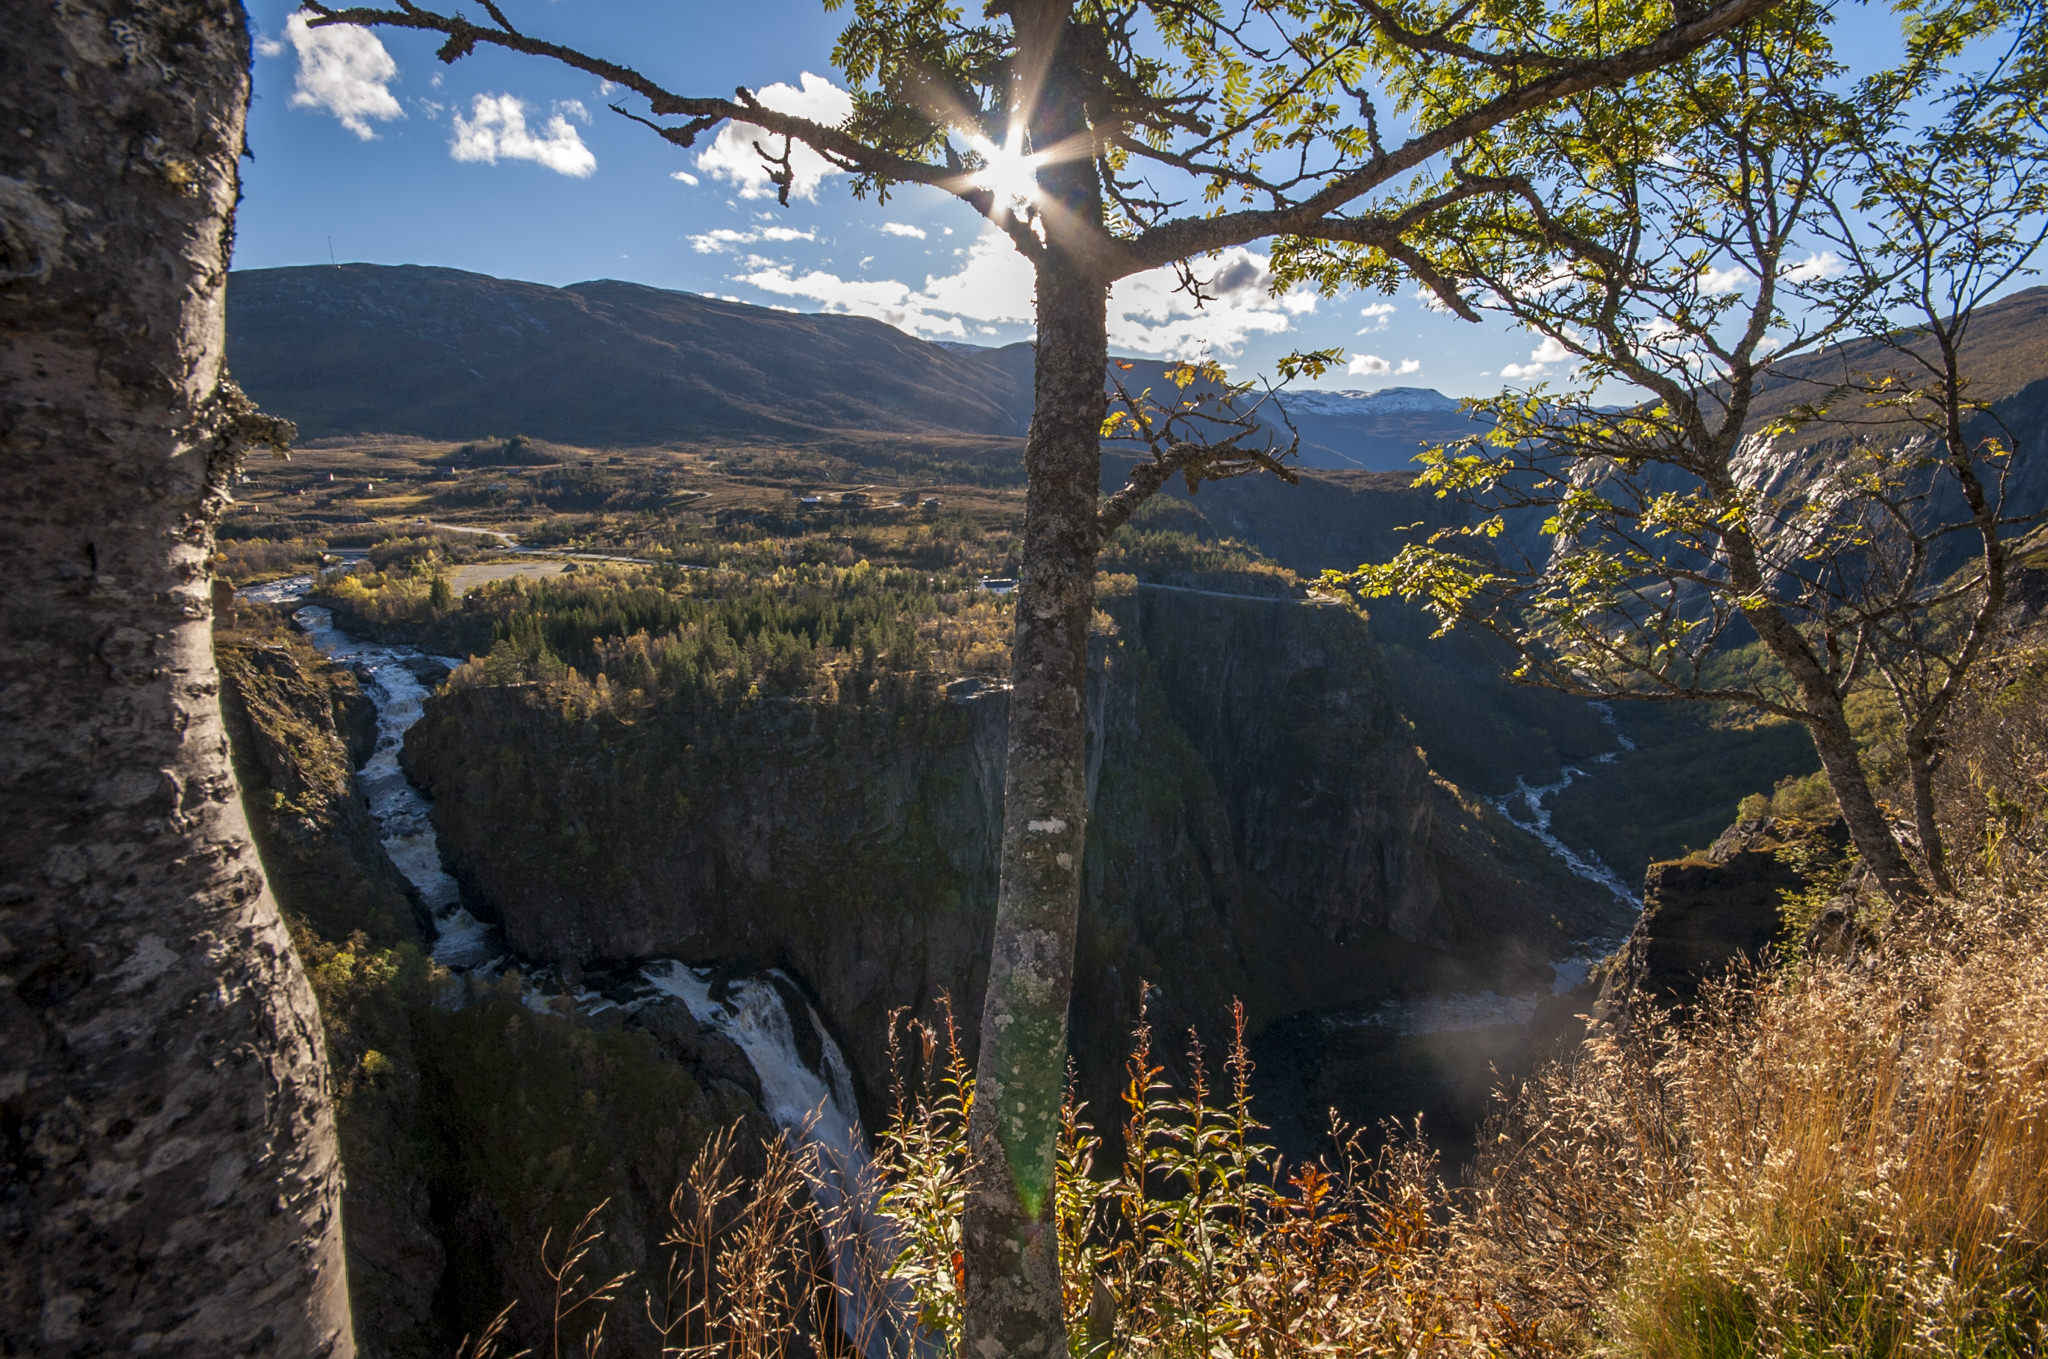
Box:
[1699,263,1753,294]
[1105,247,1319,359]
[1499,331,1579,383]
[451,94,596,176]
[670,170,700,186]
[919,227,1039,325]
[1348,354,1421,377]
[881,222,928,239]
[1357,301,1397,332]
[727,229,1316,358]
[1782,250,1847,283]
[689,224,818,253]
[736,222,1034,338]
[697,73,854,201]
[274,10,402,140]
[692,230,750,253]
[738,267,970,338]
[1509,263,1577,302]
[1413,284,1454,314]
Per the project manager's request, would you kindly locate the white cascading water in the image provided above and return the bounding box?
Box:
[1486,701,1640,911]
[292,599,500,967]
[246,573,901,1350]
[641,964,906,1357]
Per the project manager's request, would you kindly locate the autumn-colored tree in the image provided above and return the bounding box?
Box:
[1334,0,2047,904]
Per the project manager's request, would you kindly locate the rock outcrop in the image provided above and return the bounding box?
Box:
[219,610,778,1359]
[218,627,446,1359]
[1597,817,1849,1019]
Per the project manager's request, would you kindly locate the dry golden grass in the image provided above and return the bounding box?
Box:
[463,642,2048,1357]
[476,873,2048,1357]
[1462,883,2048,1358]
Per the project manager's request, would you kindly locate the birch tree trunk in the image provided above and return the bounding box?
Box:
[960,20,1107,1351]
[0,1,356,1353]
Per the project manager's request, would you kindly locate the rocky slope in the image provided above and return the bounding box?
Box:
[1594,816,1850,1022]
[227,264,1037,446]
[217,629,444,1358]
[400,585,1622,1118]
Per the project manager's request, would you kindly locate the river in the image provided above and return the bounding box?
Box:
[244,573,900,1356]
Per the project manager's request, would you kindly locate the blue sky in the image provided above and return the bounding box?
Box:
[235,0,1922,398]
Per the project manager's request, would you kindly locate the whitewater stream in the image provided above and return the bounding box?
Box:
[1328,701,1644,1037]
[244,573,900,1355]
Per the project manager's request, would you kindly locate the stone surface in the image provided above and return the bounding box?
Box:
[1598,817,1849,1018]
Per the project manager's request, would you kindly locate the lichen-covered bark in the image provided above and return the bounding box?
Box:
[0,1,355,1353]
[960,21,1108,1349]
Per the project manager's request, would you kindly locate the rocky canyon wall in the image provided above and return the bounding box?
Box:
[401,587,1622,1114]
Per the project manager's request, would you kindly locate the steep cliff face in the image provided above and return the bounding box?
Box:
[402,588,1619,1112]
[1130,589,1611,952]
[218,629,447,1359]
[219,634,418,942]
[1596,817,1849,1020]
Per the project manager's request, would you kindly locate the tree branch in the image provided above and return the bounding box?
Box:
[1114,0,1782,278]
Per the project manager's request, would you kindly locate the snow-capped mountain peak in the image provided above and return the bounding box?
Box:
[1278,386,1463,418]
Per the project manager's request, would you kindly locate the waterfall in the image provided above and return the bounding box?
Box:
[1485,701,1639,911]
[640,964,906,1357]
[291,602,500,968]
[257,575,904,1352]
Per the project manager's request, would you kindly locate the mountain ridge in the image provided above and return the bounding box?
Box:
[226,263,1483,471]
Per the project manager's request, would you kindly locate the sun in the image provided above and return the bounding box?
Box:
[965,128,1042,212]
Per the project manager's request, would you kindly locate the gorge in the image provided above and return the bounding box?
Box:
[206,266,2048,1356]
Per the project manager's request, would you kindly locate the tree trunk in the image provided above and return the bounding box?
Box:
[1797,694,1922,902]
[0,2,355,1354]
[1700,489,1924,906]
[1740,598,1924,905]
[959,41,1115,1335]
[1905,735,1953,894]
[961,252,1106,1359]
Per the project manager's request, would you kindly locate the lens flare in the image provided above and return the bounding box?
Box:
[965,128,1041,211]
